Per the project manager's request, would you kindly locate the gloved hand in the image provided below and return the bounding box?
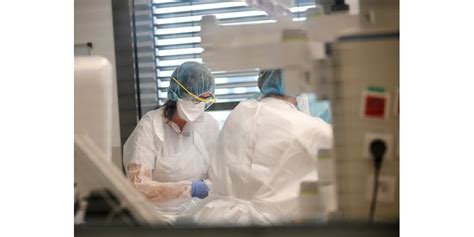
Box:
[191,181,209,199]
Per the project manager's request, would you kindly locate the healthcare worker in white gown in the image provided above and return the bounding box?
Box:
[123,62,220,223]
[186,69,333,225]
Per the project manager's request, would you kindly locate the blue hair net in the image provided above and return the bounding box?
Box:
[167,61,215,101]
[257,69,285,96]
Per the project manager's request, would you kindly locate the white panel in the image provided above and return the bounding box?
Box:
[221,19,276,26]
[155,26,201,35]
[154,10,267,25]
[156,36,201,46]
[157,58,203,67]
[75,0,122,169]
[157,47,204,56]
[154,2,248,14]
[74,57,113,162]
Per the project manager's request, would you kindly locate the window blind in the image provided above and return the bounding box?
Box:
[151,0,316,110]
[133,0,158,116]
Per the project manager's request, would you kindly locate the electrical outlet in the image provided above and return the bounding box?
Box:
[366,175,397,203]
[363,132,394,160]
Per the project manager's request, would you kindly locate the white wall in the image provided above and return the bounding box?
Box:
[75,0,122,169]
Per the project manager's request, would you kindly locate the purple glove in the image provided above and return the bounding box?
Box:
[191,181,209,199]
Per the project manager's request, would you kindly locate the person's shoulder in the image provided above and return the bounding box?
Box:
[236,99,258,109]
[141,108,163,121]
[134,108,165,131]
[203,112,219,127]
[133,108,166,141]
[203,111,216,122]
[226,100,259,120]
[224,100,259,118]
[297,114,333,146]
[292,111,331,129]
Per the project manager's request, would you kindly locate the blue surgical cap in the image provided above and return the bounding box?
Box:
[167,61,215,101]
[257,69,285,96]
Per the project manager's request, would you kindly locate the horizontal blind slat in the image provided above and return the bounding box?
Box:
[153,0,315,107]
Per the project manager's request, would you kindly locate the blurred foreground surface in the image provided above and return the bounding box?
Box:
[75,221,399,237]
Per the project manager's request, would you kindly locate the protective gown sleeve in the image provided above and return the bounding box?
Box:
[123,112,191,202]
[127,164,191,202]
[201,113,221,183]
[299,116,334,158]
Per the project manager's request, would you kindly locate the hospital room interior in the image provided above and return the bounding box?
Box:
[74,0,399,236]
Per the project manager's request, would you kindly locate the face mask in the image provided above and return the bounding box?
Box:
[177,100,205,122]
[296,93,312,115]
[296,93,332,124]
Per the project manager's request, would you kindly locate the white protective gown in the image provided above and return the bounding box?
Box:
[187,97,333,225]
[123,107,220,223]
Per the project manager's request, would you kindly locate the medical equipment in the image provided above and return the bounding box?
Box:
[199,0,399,222]
[327,30,399,221]
[74,56,165,225]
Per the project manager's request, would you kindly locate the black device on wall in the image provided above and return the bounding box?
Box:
[369,139,387,222]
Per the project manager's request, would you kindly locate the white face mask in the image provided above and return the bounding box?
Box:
[177,100,205,122]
